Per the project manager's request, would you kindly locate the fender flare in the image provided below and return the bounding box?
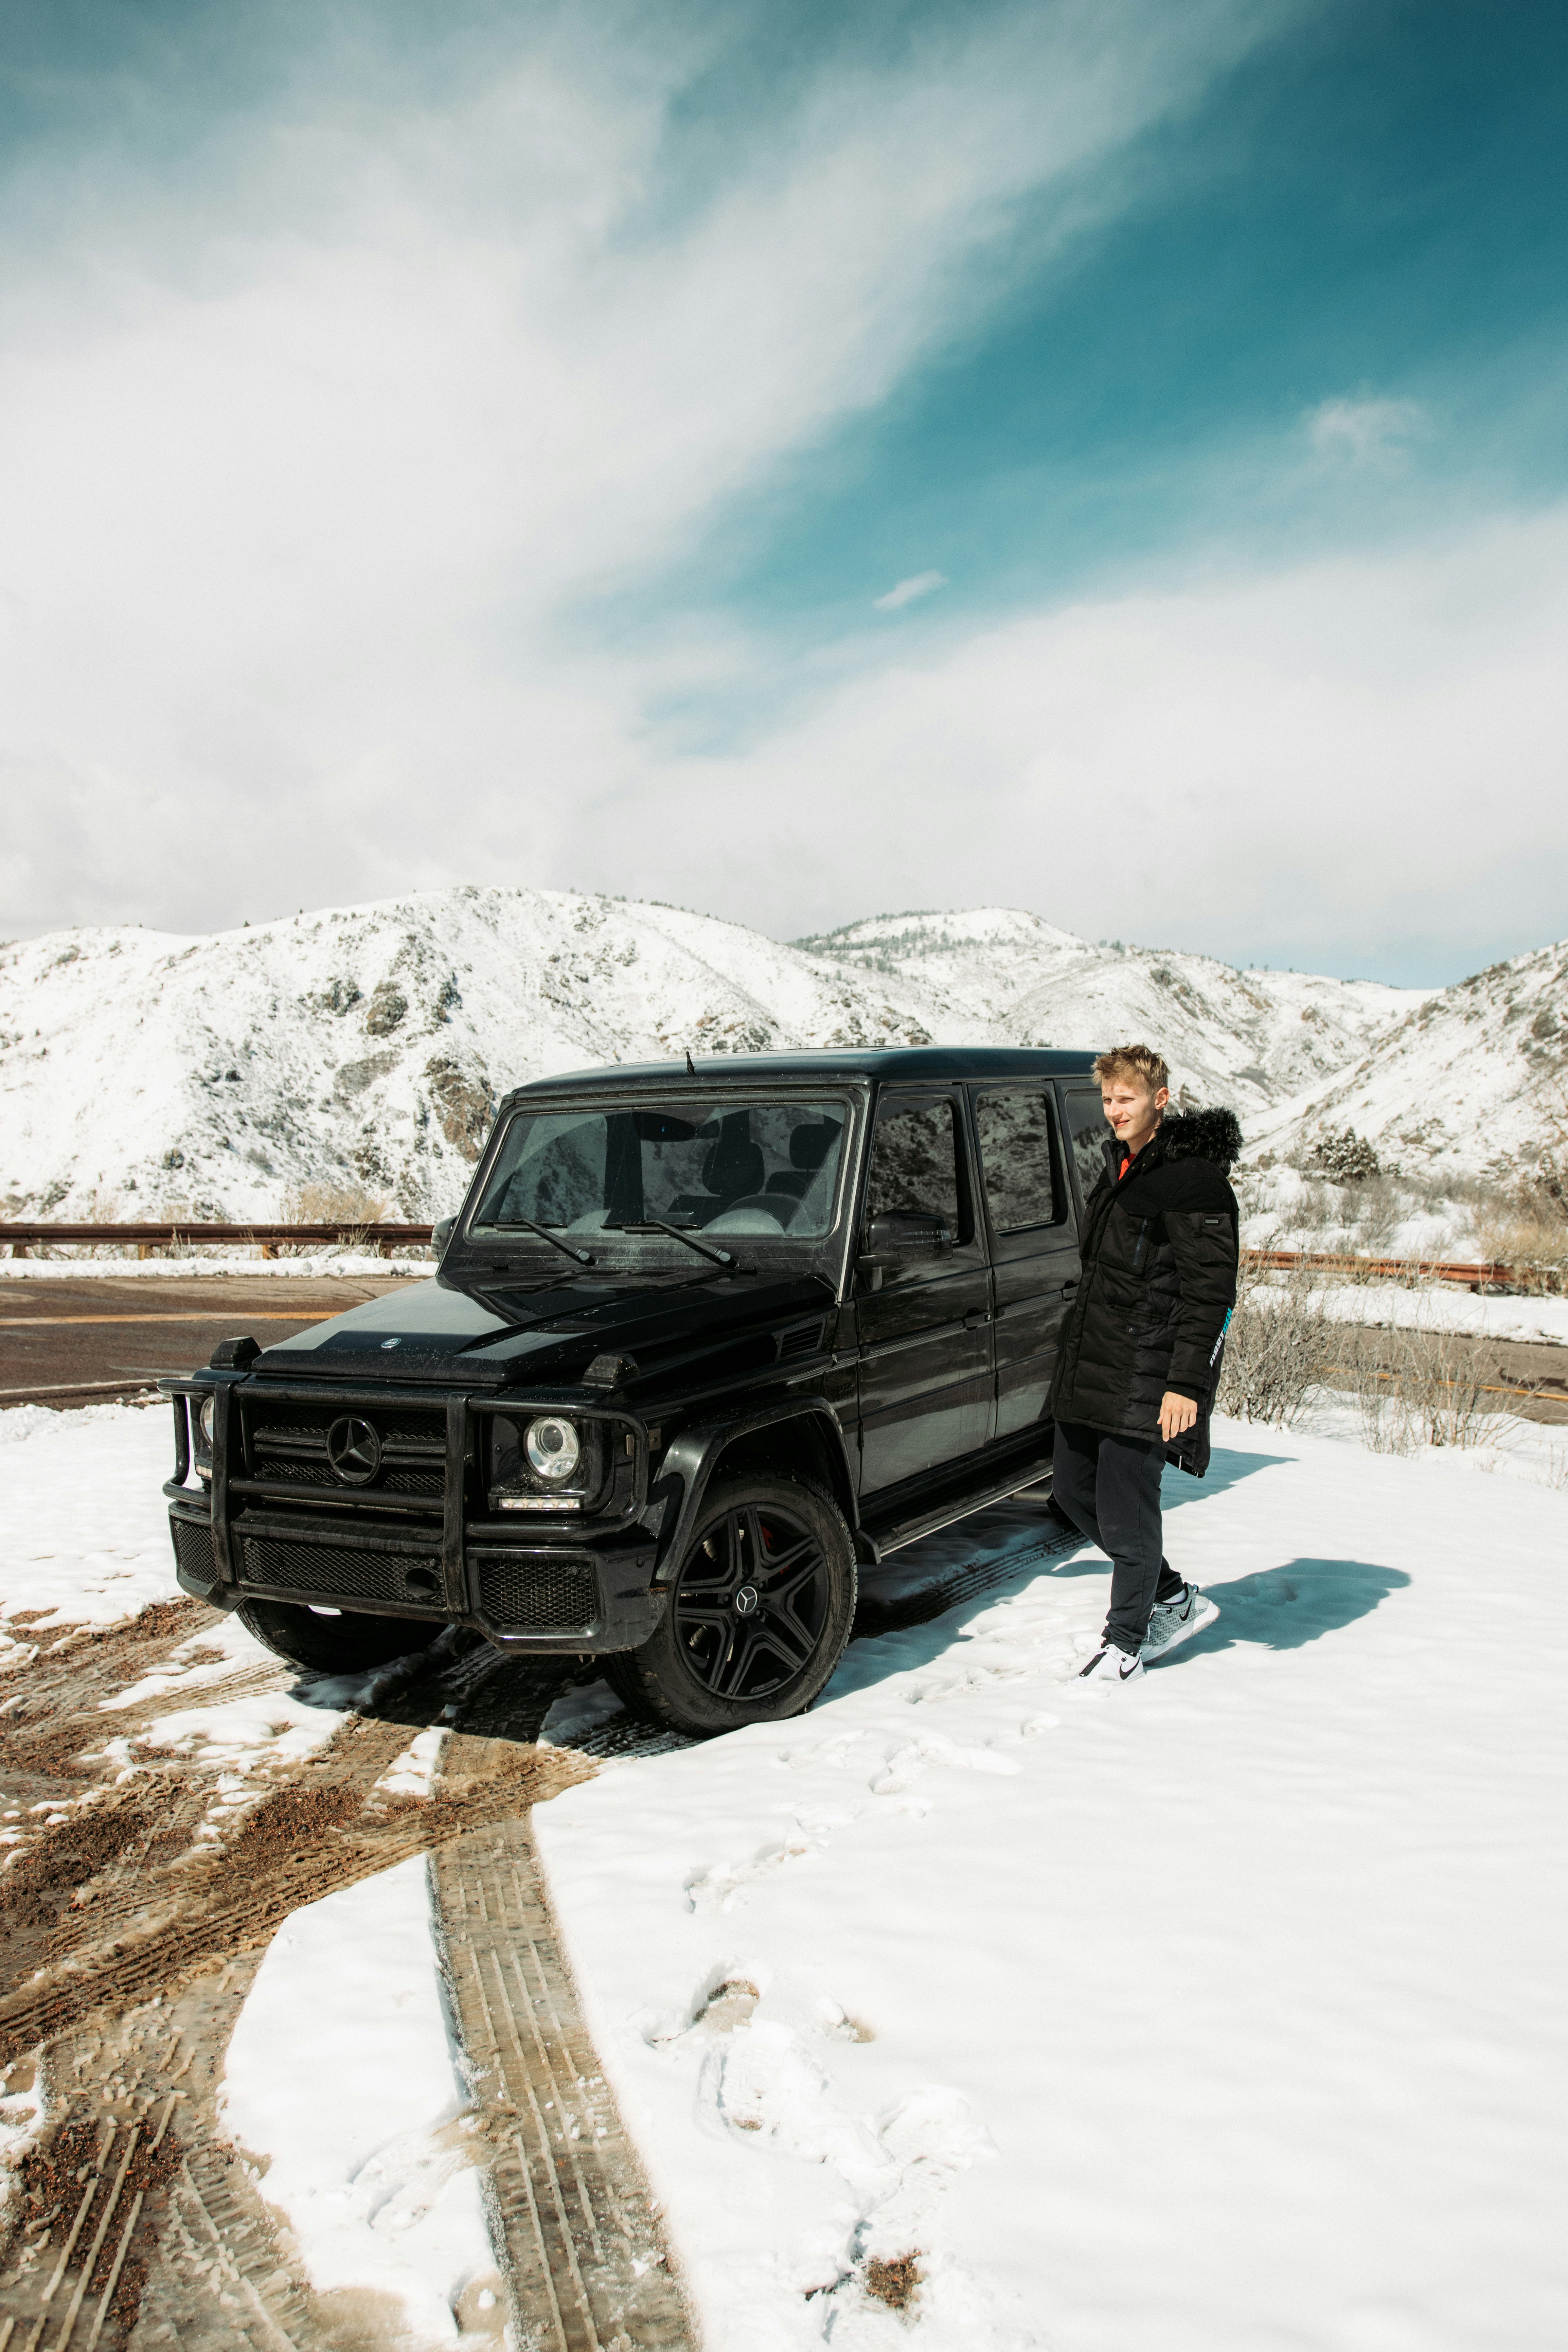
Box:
[644,1397,858,1583]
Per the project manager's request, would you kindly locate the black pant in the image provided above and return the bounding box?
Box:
[1052,1420,1184,1657]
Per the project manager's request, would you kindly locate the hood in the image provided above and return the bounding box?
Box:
[253,1267,835,1388]
[1151,1106,1243,1174]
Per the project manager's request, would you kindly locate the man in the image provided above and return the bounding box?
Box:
[1049,1045,1241,1683]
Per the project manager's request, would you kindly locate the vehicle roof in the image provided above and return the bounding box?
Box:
[502,1046,1101,1104]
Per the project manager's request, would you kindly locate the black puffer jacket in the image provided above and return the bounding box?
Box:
[1050,1107,1242,1474]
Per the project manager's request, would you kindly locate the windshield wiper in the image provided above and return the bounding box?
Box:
[490,1217,595,1267]
[609,1218,748,1273]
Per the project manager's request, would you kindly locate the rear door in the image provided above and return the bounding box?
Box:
[972,1088,1080,1440]
[855,1090,993,1500]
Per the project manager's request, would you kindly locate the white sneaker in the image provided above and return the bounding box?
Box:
[1077,1643,1144,1683]
[1141,1583,1219,1660]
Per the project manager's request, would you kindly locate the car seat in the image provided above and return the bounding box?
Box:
[765,1119,843,1199]
[669,1112,765,1221]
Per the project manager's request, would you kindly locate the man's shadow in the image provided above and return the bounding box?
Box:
[1153,1556,1410,1664]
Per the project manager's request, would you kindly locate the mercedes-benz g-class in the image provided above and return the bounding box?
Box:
[161,1048,1112,1735]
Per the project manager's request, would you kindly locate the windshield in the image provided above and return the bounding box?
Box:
[468,1098,849,1244]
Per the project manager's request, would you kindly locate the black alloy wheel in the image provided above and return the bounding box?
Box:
[675,1497,831,1701]
[605,1474,856,1737]
[236,1598,444,1675]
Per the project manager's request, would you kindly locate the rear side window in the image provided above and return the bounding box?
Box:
[1064,1090,1114,1202]
[865,1099,962,1234]
[974,1091,1062,1233]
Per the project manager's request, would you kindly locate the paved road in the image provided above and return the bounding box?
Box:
[2,1275,1563,1425]
[1320,1327,1568,1424]
[0,1274,416,1404]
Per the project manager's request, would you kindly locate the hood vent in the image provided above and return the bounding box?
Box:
[778,1319,826,1361]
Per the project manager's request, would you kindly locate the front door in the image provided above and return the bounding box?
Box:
[855,1091,993,1501]
[972,1088,1080,1439]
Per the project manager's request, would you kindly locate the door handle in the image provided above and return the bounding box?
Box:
[1061,1279,1079,1296]
[963,1309,991,1330]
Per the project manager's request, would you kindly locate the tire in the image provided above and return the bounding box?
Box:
[236,1598,444,1675]
[604,1474,856,1738]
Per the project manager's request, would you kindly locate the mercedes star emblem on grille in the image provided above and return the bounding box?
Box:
[326,1415,382,1484]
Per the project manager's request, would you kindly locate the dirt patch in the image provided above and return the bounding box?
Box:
[431,1810,696,2350]
[0,1601,612,2345]
[864,2252,923,2311]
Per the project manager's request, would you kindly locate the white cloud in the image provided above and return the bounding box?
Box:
[0,0,1291,938]
[1306,394,1430,466]
[580,503,1568,969]
[874,570,949,611]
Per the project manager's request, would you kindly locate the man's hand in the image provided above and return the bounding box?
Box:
[1159,1390,1199,1445]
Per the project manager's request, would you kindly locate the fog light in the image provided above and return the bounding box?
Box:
[524,1415,580,1482]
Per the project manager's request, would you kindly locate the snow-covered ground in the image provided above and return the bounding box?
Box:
[222,1855,502,2340]
[535,1419,1568,2350]
[0,1396,185,1638]
[3,1398,1565,2347]
[1243,1278,1568,1349]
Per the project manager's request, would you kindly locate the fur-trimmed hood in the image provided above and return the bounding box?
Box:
[1148,1105,1243,1174]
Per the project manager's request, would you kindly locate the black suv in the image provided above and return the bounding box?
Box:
[162,1049,1111,1735]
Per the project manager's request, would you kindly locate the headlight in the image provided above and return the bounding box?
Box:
[198,1396,215,1448]
[524,1416,581,1482]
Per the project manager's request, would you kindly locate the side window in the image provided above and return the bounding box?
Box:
[865,1099,961,1234]
[974,1092,1061,1234]
[1064,1091,1113,1203]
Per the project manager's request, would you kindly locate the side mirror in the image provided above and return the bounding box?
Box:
[857,1211,953,1284]
[433,1216,455,1261]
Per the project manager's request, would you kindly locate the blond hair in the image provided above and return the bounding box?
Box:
[1093,1044,1170,1094]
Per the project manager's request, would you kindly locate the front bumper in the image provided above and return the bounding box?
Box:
[162,1376,666,1654]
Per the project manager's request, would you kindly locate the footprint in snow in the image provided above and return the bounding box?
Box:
[684,1809,861,1912]
[870,1733,1021,1796]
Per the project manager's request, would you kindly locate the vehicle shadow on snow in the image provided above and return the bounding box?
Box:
[1155,1556,1411,1664]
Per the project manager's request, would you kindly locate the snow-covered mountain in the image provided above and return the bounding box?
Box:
[0,888,1523,1222]
[1246,938,1568,1184]
[0,892,941,1221]
[797,908,1427,1116]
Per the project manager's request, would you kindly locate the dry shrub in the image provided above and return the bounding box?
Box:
[1472,1198,1568,1295]
[1338,1323,1496,1454]
[278,1176,391,1252]
[283,1177,391,1224]
[1219,1271,1511,1454]
[1216,1264,1333,1427]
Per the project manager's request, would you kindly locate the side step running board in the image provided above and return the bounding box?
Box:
[858,1459,1054,1562]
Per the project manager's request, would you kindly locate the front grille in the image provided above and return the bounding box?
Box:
[243,1397,447,1501]
[475,1555,598,1633]
[171,1516,218,1583]
[239,1536,445,1609]
[253,1457,444,1497]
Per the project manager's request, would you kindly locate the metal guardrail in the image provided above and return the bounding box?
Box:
[0,1221,435,1260]
[1243,1247,1563,1294]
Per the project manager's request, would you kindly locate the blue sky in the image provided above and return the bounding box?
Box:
[0,0,1565,983]
[705,2,1568,628]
